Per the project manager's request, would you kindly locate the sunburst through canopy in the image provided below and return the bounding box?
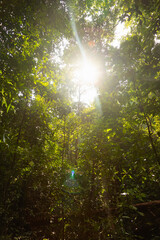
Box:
[73,58,100,103]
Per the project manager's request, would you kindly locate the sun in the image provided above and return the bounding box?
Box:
[73,58,100,104]
[74,59,99,86]
[79,60,99,85]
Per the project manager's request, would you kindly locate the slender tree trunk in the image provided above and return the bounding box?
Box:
[135,86,160,166]
[61,115,66,240]
[145,115,160,165]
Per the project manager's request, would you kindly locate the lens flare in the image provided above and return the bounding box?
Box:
[68,7,100,104]
[71,170,75,177]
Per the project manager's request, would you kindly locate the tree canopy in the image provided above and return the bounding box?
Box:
[0,0,160,239]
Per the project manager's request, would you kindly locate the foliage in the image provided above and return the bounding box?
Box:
[0,0,160,239]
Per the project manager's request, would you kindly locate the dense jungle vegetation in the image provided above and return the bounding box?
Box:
[0,0,160,239]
